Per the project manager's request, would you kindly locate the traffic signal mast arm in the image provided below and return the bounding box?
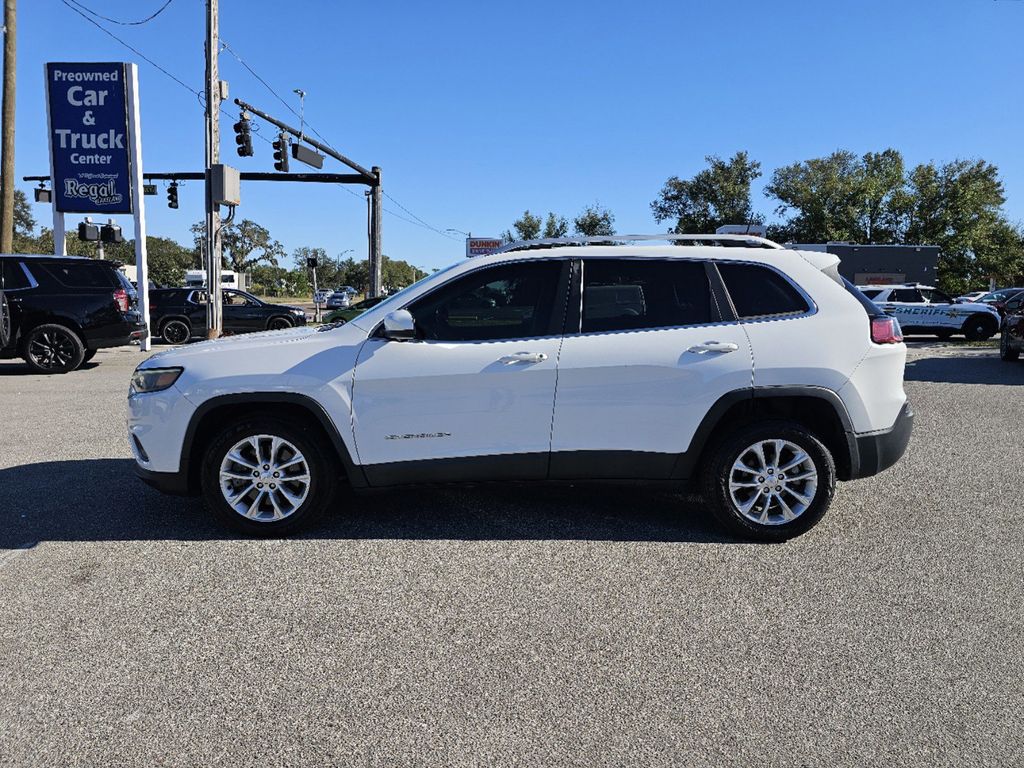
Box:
[233,98,375,180]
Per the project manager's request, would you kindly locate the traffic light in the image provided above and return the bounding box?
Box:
[306,256,318,269]
[233,115,253,157]
[167,181,178,209]
[272,133,290,172]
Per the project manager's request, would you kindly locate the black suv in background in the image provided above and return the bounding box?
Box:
[149,287,306,344]
[0,255,145,373]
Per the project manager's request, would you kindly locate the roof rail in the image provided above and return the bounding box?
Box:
[494,233,784,254]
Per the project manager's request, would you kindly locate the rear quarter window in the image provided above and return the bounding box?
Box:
[717,262,809,318]
[39,262,119,289]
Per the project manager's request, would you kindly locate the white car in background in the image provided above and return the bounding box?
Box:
[956,291,986,303]
[858,284,1001,340]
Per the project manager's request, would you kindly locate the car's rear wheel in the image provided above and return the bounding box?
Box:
[200,416,337,536]
[22,324,85,374]
[0,290,10,349]
[160,318,191,345]
[268,316,293,331]
[1000,329,1020,361]
[701,421,836,542]
[963,313,998,341]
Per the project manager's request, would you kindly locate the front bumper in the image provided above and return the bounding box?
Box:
[849,401,914,479]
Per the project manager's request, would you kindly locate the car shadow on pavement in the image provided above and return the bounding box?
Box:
[0,459,733,547]
[0,361,100,376]
[904,354,1024,385]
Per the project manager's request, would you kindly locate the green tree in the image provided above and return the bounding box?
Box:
[651,151,763,234]
[503,210,543,242]
[191,218,285,273]
[117,236,194,286]
[902,159,1009,294]
[573,203,615,236]
[542,212,569,238]
[764,150,866,242]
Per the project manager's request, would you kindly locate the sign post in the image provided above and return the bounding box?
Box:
[45,61,150,350]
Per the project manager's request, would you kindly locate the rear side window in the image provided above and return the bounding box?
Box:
[889,288,923,303]
[39,261,119,289]
[718,262,809,318]
[1,259,32,290]
[581,259,712,333]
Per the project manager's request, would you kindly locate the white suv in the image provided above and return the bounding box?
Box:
[858,284,1000,340]
[128,235,913,541]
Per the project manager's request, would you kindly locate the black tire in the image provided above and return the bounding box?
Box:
[701,420,836,542]
[962,313,998,341]
[22,324,85,374]
[200,415,337,536]
[935,329,954,340]
[267,315,294,331]
[81,349,97,364]
[0,290,10,349]
[160,318,192,345]
[1000,329,1020,362]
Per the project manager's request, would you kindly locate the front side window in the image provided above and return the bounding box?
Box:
[920,288,953,304]
[718,262,809,318]
[581,258,712,333]
[407,260,563,341]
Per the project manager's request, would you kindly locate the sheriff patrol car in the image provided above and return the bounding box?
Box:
[859,284,1001,340]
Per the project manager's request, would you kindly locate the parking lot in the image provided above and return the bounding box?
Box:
[1,342,1022,766]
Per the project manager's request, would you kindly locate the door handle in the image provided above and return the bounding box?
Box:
[687,341,739,354]
[498,352,548,364]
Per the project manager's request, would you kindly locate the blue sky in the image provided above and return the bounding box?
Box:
[12,0,1024,271]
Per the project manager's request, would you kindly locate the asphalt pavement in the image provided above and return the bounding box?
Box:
[0,342,1022,766]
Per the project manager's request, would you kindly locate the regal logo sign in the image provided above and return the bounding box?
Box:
[46,62,133,213]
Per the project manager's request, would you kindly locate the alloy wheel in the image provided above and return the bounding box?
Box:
[218,434,311,522]
[28,329,76,370]
[728,439,819,526]
[162,320,190,345]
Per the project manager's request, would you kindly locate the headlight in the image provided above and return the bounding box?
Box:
[130,367,183,394]
[291,308,305,316]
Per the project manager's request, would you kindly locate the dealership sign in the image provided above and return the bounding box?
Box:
[466,237,503,257]
[46,62,133,213]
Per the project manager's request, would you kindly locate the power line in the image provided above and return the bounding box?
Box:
[220,40,459,240]
[65,0,177,27]
[59,0,198,96]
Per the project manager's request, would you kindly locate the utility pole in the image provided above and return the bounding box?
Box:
[204,0,222,337]
[370,167,382,297]
[1,0,16,252]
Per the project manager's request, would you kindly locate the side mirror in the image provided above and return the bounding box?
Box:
[382,309,416,341]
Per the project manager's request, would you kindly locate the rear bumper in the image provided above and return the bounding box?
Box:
[88,317,148,349]
[135,463,192,496]
[849,401,913,479]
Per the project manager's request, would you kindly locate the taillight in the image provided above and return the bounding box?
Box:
[871,316,903,344]
[113,288,129,313]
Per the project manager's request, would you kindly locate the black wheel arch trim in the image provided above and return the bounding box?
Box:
[177,392,366,493]
[671,385,860,481]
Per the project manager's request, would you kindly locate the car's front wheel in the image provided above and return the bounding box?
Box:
[701,421,836,542]
[1000,329,1020,362]
[200,416,337,535]
[268,316,293,331]
[22,324,85,374]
